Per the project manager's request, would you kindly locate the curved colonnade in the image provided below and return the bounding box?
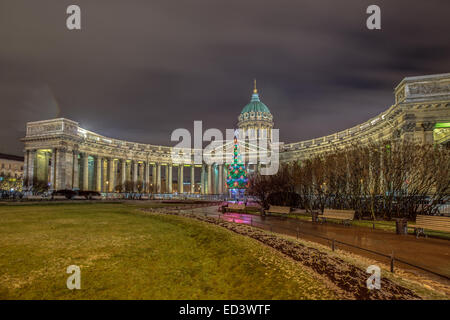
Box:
[21,73,450,194]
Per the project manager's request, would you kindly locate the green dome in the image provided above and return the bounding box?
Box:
[241,92,271,115]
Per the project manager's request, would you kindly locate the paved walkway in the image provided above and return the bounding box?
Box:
[187,206,450,281]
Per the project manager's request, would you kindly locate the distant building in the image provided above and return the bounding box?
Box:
[0,153,24,179]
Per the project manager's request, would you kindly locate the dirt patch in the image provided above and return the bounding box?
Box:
[141,207,421,300]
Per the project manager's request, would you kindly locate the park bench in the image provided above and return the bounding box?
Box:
[264,205,291,216]
[319,209,355,226]
[408,215,450,238]
[223,203,246,212]
[245,205,261,213]
[291,208,308,214]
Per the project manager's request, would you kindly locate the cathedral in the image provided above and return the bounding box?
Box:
[21,73,450,195]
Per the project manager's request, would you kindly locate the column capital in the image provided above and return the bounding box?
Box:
[421,121,435,131]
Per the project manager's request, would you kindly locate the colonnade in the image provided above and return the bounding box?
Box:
[23,148,229,194]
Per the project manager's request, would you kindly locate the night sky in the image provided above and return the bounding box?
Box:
[0,0,449,155]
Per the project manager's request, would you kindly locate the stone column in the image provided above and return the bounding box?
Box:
[156,163,161,193]
[28,149,37,187]
[82,153,89,191]
[144,162,150,193]
[54,148,63,190]
[207,164,212,194]
[108,158,115,192]
[165,165,169,193]
[138,162,144,184]
[119,160,126,191]
[101,158,107,192]
[190,165,195,193]
[132,161,138,192]
[223,165,227,192]
[218,164,223,194]
[73,151,79,190]
[52,149,59,190]
[178,165,184,193]
[95,156,102,192]
[168,164,173,193]
[421,122,435,144]
[65,150,74,190]
[48,149,56,190]
[23,150,28,186]
[152,164,157,192]
[213,165,218,194]
[210,164,214,194]
[214,164,218,194]
[201,164,205,194]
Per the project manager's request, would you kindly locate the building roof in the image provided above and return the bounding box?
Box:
[394,72,450,91]
[240,82,272,115]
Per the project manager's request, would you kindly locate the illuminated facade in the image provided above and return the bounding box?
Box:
[281,73,450,162]
[21,73,450,194]
[0,154,24,179]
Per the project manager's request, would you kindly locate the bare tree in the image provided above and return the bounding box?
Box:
[247,173,273,210]
[247,139,449,220]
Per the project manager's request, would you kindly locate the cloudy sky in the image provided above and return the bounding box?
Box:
[0,0,449,155]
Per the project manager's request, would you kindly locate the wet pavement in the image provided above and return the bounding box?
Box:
[188,206,450,281]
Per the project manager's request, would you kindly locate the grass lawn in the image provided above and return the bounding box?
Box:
[0,203,335,299]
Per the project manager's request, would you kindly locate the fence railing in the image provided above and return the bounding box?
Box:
[179,209,450,281]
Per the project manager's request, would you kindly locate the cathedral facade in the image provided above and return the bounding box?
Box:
[21,73,450,195]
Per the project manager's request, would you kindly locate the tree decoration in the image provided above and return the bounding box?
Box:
[226,137,248,189]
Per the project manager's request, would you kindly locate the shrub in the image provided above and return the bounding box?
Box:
[267,191,301,208]
[53,189,76,199]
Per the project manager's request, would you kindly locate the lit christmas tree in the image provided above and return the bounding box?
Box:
[227,136,248,190]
